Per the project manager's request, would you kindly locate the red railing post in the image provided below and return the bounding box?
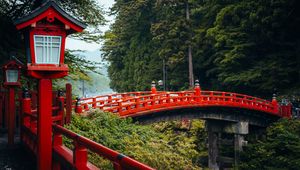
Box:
[84,103,89,111]
[194,80,201,102]
[75,97,83,114]
[108,96,112,103]
[151,81,157,94]
[57,90,65,126]
[37,79,53,170]
[271,94,279,114]
[150,95,155,106]
[118,100,123,114]
[166,93,170,104]
[135,97,140,109]
[73,141,88,170]
[52,129,63,170]
[7,87,16,145]
[22,89,31,143]
[65,83,72,124]
[0,91,3,128]
[92,97,97,109]
[4,90,9,129]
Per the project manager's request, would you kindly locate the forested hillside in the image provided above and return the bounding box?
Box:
[103,0,300,97]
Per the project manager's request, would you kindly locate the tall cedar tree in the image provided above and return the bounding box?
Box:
[103,0,300,97]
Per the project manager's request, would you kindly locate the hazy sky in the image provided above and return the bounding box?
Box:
[65,0,114,51]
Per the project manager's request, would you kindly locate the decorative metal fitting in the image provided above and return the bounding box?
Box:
[22,88,30,98]
[195,79,200,86]
[272,93,276,100]
[76,97,81,106]
[158,80,163,86]
[151,81,156,87]
[58,89,64,97]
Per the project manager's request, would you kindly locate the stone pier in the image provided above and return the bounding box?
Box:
[206,120,249,169]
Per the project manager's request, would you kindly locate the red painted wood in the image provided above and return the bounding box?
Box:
[15,7,84,32]
[0,91,3,127]
[74,141,88,170]
[52,124,155,170]
[65,83,72,124]
[19,86,289,170]
[92,98,97,109]
[74,90,291,118]
[5,90,9,129]
[52,130,63,170]
[37,79,52,170]
[8,88,15,145]
[57,95,64,126]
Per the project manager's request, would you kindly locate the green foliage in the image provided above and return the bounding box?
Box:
[240,119,300,170]
[65,110,205,169]
[103,0,300,97]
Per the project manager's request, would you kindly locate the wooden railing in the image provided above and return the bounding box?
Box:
[74,90,291,118]
[21,90,154,170]
[53,124,154,170]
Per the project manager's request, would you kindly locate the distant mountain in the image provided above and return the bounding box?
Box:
[60,50,113,97]
[79,50,103,63]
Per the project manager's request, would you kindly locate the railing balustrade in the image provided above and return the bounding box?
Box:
[53,124,154,170]
[20,88,154,170]
[74,90,290,118]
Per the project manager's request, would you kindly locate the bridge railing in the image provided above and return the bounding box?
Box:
[21,91,65,155]
[21,90,154,170]
[73,90,290,118]
[73,91,155,113]
[74,89,294,118]
[53,124,154,170]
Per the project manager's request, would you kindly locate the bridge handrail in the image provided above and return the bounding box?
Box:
[72,91,155,108]
[72,90,292,118]
[53,124,155,170]
[103,96,273,116]
[77,90,273,105]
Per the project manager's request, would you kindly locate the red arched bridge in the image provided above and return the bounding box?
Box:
[74,85,291,126]
[0,83,292,170]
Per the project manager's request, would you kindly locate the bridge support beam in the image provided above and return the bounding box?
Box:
[206,120,248,169]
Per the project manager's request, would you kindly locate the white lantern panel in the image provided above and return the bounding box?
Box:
[6,70,18,83]
[34,35,62,64]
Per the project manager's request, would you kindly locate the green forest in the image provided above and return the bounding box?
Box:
[102,0,300,98]
[1,0,299,97]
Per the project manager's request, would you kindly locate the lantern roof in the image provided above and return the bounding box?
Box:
[14,0,87,33]
[2,60,22,70]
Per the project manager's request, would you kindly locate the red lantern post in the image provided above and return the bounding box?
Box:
[2,60,22,146]
[14,1,86,169]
